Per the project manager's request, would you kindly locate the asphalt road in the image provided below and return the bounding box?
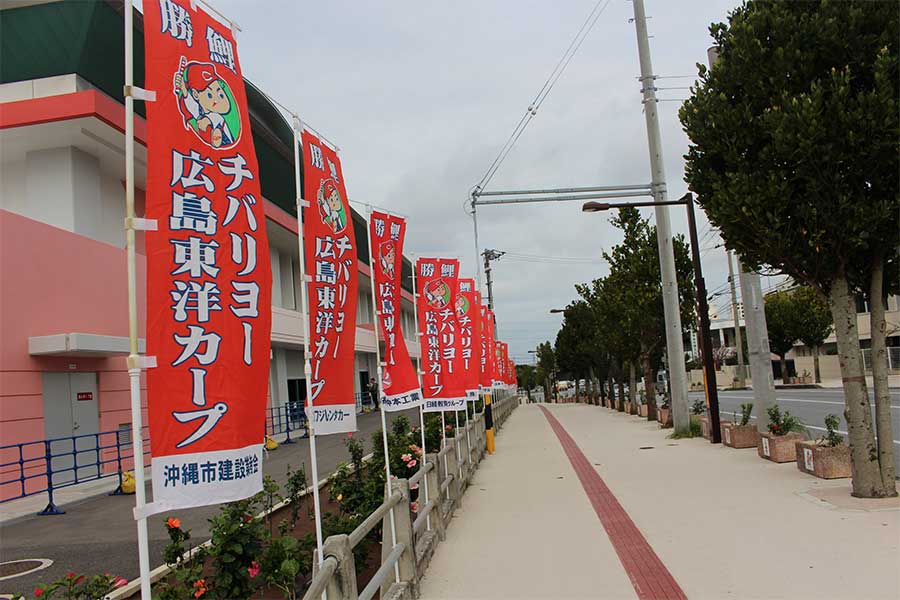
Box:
[0,408,418,596]
[690,387,900,473]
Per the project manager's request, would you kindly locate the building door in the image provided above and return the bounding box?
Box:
[286,378,307,427]
[42,372,100,485]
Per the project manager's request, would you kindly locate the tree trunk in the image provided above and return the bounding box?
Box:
[829,274,890,498]
[608,374,615,407]
[629,360,637,413]
[812,345,821,384]
[575,378,580,404]
[617,377,625,412]
[869,256,897,495]
[641,352,657,421]
[780,356,788,384]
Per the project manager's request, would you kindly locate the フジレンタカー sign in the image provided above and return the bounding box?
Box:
[144,0,272,511]
[416,258,466,412]
[301,130,359,434]
[370,211,422,410]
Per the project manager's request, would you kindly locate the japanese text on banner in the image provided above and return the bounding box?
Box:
[144,0,271,511]
[301,131,358,434]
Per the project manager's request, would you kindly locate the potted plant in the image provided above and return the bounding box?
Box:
[758,405,806,462]
[638,389,649,417]
[795,414,851,479]
[657,396,672,427]
[798,370,812,385]
[722,403,758,448]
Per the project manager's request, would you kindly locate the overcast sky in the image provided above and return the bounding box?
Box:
[210,0,755,363]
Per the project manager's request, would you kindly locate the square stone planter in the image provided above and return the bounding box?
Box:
[758,432,804,463]
[723,424,759,449]
[625,401,633,414]
[700,415,712,440]
[638,404,648,417]
[657,407,672,426]
[795,440,851,479]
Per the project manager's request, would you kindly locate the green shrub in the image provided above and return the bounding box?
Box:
[738,403,753,427]
[691,399,706,415]
[766,405,805,436]
[822,414,844,447]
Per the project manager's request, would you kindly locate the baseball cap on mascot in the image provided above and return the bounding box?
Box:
[185,63,217,92]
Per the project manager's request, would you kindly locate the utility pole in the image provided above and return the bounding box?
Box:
[631,0,690,434]
[736,256,776,431]
[727,250,747,387]
[482,249,505,312]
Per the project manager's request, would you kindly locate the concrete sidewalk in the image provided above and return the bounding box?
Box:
[418,403,900,600]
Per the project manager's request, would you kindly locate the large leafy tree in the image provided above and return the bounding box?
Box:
[535,341,556,403]
[680,1,898,496]
[554,300,596,401]
[764,290,800,382]
[791,285,833,383]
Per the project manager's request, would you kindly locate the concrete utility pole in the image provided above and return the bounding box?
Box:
[736,256,776,432]
[727,250,747,387]
[482,249,504,312]
[631,0,690,433]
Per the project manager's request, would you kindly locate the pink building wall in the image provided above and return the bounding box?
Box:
[0,208,148,498]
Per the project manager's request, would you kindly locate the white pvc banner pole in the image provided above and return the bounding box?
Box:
[409,255,431,532]
[366,206,400,584]
[293,117,325,573]
[123,1,152,597]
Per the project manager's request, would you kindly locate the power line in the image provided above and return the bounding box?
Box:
[472,0,612,195]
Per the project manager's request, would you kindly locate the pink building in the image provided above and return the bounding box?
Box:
[0,0,418,501]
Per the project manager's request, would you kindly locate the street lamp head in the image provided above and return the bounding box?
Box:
[582,201,610,213]
[549,308,565,314]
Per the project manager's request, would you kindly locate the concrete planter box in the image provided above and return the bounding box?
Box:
[795,440,851,479]
[701,415,712,440]
[657,407,672,426]
[624,401,633,414]
[723,424,759,449]
[758,432,804,463]
[638,404,648,417]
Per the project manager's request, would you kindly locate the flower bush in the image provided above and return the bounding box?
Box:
[26,572,127,599]
[766,405,805,436]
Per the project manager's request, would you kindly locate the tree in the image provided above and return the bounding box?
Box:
[516,364,536,401]
[680,1,898,496]
[587,207,695,423]
[535,341,556,403]
[555,301,595,402]
[791,285,833,383]
[764,290,800,383]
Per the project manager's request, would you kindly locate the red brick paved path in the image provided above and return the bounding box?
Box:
[539,406,688,600]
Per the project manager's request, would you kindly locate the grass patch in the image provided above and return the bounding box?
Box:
[667,418,703,439]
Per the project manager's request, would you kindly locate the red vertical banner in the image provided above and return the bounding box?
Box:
[301,130,358,434]
[494,341,506,388]
[416,258,466,411]
[370,211,422,410]
[144,0,271,510]
[480,305,496,391]
[456,278,480,402]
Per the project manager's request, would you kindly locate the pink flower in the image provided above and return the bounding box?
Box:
[410,501,418,513]
[410,482,419,490]
[445,425,452,431]
[248,561,260,578]
[34,589,44,598]
[347,432,353,439]
[401,453,412,462]
[407,459,417,468]
[113,577,129,589]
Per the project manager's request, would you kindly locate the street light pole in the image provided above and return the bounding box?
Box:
[583,194,722,443]
[631,0,691,435]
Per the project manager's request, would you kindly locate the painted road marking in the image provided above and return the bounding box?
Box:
[712,395,900,409]
[539,406,687,600]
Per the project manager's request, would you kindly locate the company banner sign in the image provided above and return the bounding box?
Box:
[416,258,466,411]
[301,130,359,434]
[479,305,496,391]
[370,211,422,410]
[144,0,271,510]
[456,278,480,401]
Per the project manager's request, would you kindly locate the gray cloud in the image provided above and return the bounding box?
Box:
[217,0,744,360]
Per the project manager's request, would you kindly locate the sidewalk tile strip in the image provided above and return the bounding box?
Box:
[539,406,687,600]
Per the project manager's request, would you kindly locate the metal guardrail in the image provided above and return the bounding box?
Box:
[302,391,519,600]
[1,404,308,513]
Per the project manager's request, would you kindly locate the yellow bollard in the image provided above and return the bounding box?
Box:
[485,392,495,454]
